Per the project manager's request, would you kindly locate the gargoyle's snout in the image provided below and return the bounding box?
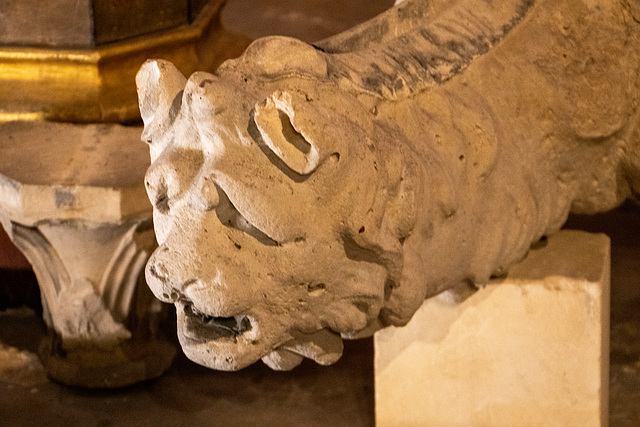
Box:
[145,246,182,303]
[147,262,255,342]
[144,147,204,216]
[145,240,259,320]
[146,243,280,371]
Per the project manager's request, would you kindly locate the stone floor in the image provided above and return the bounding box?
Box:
[0,309,375,426]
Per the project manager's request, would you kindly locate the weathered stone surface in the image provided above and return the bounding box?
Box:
[0,121,150,225]
[0,121,175,387]
[375,230,610,426]
[137,0,640,371]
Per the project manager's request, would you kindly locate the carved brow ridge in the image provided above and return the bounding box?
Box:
[214,184,280,247]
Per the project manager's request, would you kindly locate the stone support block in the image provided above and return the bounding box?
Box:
[375,230,610,426]
[0,121,176,387]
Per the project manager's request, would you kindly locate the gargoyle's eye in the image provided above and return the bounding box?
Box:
[214,185,279,247]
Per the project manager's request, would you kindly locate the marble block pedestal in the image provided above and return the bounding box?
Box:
[0,121,176,387]
[375,230,610,426]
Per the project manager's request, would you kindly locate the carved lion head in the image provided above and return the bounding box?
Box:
[137,37,421,370]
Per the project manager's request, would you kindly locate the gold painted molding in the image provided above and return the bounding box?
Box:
[0,0,249,123]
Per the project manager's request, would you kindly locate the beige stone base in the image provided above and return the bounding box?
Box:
[375,230,610,427]
[0,121,177,387]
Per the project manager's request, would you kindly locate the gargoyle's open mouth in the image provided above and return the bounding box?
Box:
[181,302,253,342]
[175,300,345,371]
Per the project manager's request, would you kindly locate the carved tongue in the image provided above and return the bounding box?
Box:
[281,328,344,366]
[262,328,344,370]
[262,348,304,371]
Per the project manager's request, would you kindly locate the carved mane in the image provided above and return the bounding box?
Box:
[318,0,535,99]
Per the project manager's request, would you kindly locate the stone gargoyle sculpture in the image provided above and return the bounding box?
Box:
[136,0,640,371]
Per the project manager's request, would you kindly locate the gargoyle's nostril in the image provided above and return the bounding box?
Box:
[155,193,170,214]
[147,262,169,281]
[146,174,170,214]
[145,164,173,214]
[156,285,183,303]
[306,282,326,295]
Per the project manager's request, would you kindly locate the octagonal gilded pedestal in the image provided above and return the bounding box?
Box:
[0,0,249,123]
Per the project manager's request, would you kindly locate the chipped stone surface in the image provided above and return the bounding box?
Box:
[137,0,640,371]
[375,230,610,426]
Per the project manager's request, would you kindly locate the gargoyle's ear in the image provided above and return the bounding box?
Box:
[252,91,325,175]
[235,36,327,79]
[136,59,187,142]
